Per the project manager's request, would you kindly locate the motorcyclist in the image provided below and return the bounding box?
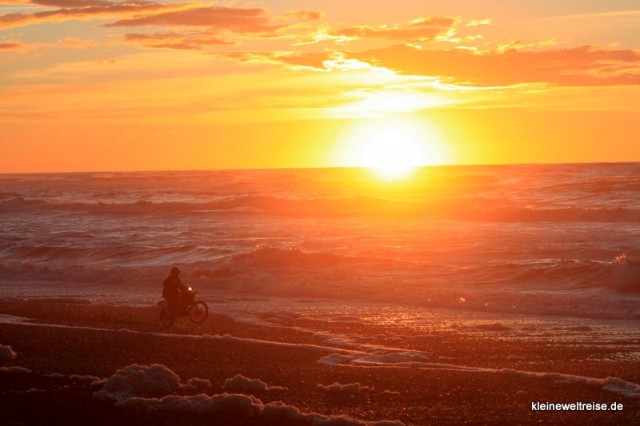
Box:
[162,266,187,314]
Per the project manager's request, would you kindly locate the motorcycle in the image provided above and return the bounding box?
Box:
[158,286,208,327]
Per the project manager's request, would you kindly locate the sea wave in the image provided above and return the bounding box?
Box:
[3,195,640,223]
[3,243,638,294]
[2,247,639,320]
[230,246,357,269]
[610,254,640,293]
[2,165,640,321]
[0,243,230,268]
[459,205,640,222]
[0,195,409,217]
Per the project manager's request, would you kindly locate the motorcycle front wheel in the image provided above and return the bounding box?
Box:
[188,301,208,324]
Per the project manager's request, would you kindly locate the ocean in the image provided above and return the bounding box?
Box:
[1,163,640,341]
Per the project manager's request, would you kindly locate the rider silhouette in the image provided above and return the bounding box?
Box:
[162,266,186,313]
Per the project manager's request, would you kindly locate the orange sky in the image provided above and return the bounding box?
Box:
[0,0,639,172]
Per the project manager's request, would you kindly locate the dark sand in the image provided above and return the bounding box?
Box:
[1,300,639,425]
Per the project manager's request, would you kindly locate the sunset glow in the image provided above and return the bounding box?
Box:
[2,3,640,423]
[335,118,449,180]
[0,1,639,172]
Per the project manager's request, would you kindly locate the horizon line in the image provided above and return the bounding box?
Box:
[1,160,639,176]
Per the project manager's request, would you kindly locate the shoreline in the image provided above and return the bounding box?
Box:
[1,300,639,425]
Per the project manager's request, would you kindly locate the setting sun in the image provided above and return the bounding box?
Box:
[364,138,421,180]
[334,117,450,180]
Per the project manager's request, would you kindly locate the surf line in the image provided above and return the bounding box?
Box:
[317,353,640,399]
[0,317,367,356]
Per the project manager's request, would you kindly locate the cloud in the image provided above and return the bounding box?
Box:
[31,0,113,6]
[125,31,233,50]
[105,5,323,50]
[59,36,98,48]
[0,2,183,29]
[465,18,492,27]
[351,44,640,86]
[224,41,640,90]
[105,6,280,34]
[283,10,323,21]
[0,41,23,50]
[227,50,387,75]
[547,9,640,20]
[332,16,456,41]
[242,50,335,70]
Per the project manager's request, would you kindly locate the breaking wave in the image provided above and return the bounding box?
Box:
[4,194,640,223]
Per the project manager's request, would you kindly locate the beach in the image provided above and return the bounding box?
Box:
[1,299,638,425]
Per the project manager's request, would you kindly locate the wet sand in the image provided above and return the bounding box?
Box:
[1,299,639,425]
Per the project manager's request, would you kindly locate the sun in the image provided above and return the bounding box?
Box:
[334,117,449,180]
[360,136,422,180]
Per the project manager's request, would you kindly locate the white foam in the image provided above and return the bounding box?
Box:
[319,353,357,366]
[0,314,30,324]
[223,374,287,392]
[499,369,640,399]
[318,382,374,395]
[0,344,17,360]
[119,392,402,425]
[94,363,182,402]
[0,366,31,374]
[319,354,640,399]
[97,363,404,425]
[183,377,212,391]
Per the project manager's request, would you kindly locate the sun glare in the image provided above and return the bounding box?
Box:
[361,137,421,180]
[335,117,450,181]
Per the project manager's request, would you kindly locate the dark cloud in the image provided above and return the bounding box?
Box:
[0,41,22,50]
[110,6,326,50]
[31,0,113,7]
[105,6,281,34]
[0,2,175,29]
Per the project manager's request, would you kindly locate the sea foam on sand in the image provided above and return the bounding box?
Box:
[0,344,17,360]
[94,363,403,426]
